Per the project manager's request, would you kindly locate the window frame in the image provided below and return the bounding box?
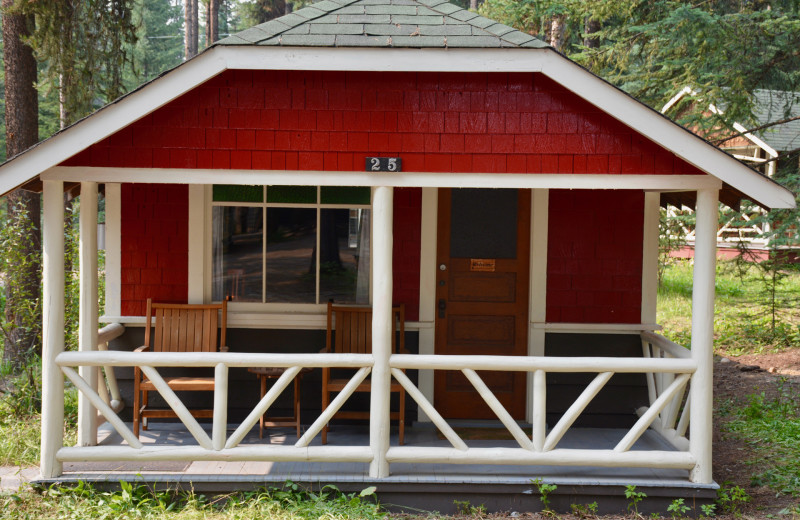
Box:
[206,185,373,312]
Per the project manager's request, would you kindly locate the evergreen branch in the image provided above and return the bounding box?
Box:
[710,114,800,145]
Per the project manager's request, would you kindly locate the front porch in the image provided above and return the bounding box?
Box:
[43,420,717,514]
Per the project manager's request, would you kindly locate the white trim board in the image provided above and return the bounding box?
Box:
[101,314,428,331]
[43,167,722,191]
[1,46,793,208]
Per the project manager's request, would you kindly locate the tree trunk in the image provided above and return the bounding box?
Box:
[584,18,601,49]
[548,15,567,52]
[185,0,199,58]
[206,0,219,45]
[2,0,42,370]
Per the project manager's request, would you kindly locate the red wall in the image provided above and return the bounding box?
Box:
[64,70,705,176]
[393,188,422,321]
[120,184,188,316]
[67,70,689,318]
[546,190,644,324]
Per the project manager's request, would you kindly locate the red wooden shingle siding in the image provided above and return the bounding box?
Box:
[62,70,705,175]
[546,190,644,324]
[393,188,422,321]
[72,70,695,317]
[120,184,188,316]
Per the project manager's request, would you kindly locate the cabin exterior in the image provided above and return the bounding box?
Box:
[0,0,795,511]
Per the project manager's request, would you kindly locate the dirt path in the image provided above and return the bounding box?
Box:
[712,350,800,518]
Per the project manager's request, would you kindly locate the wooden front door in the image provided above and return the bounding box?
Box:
[434,188,531,420]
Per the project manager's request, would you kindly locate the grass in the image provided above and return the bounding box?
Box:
[719,378,800,497]
[658,259,800,355]
[0,481,386,520]
[0,380,77,467]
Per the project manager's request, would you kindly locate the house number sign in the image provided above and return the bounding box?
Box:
[366,157,402,172]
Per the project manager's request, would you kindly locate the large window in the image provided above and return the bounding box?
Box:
[211,185,371,305]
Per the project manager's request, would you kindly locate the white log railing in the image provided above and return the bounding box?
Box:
[54,338,697,474]
[639,331,691,451]
[95,324,126,414]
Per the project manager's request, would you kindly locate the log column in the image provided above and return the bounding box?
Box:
[41,180,65,478]
[78,181,99,446]
[690,188,718,483]
[369,186,393,478]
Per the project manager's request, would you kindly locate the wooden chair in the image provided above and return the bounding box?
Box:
[133,298,228,437]
[321,302,406,445]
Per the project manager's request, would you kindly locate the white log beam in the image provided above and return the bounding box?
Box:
[227,366,301,449]
[296,367,371,448]
[58,445,373,463]
[78,181,99,446]
[391,368,467,451]
[386,447,695,469]
[641,192,660,323]
[615,374,690,452]
[139,366,213,450]
[104,183,121,317]
[212,363,228,451]
[96,324,125,412]
[532,370,547,452]
[41,180,66,478]
[391,354,695,373]
[56,351,373,368]
[462,369,534,450]
[369,185,393,478]
[61,367,142,449]
[43,167,723,192]
[544,372,613,451]
[690,188,718,484]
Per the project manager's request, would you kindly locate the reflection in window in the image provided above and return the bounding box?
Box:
[212,207,263,302]
[318,208,370,304]
[211,186,371,305]
[265,208,316,303]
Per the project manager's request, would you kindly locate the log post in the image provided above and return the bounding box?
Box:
[369,186,393,478]
[78,181,99,446]
[689,188,718,483]
[41,180,65,477]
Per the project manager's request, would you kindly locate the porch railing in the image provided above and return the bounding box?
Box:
[54,332,696,475]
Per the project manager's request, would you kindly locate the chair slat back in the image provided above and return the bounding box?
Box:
[327,302,404,354]
[145,299,227,353]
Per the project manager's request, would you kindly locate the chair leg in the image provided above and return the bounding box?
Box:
[142,390,149,431]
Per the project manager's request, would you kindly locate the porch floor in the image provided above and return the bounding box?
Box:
[39,421,718,514]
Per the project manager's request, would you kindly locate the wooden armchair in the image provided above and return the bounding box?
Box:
[133,298,228,436]
[321,302,406,445]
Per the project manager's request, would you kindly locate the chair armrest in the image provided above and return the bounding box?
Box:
[133,345,150,353]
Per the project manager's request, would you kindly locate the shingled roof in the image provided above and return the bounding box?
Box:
[216,0,548,49]
[751,89,800,153]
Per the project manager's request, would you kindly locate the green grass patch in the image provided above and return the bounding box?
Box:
[658,259,800,355]
[0,481,385,520]
[0,380,77,467]
[720,379,800,497]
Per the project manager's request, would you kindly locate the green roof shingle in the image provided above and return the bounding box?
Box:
[215,0,548,50]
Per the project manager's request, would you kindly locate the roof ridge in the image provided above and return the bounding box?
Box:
[215,0,363,45]
[216,0,548,49]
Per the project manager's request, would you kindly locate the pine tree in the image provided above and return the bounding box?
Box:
[2,0,42,371]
